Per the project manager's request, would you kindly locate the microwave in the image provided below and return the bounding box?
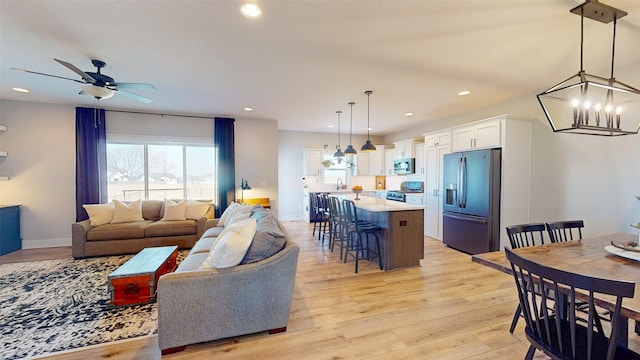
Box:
[393,157,415,175]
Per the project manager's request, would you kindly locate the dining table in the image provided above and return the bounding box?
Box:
[472,233,640,344]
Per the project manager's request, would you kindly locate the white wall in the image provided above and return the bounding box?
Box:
[277,131,382,221]
[0,100,76,248]
[0,99,279,248]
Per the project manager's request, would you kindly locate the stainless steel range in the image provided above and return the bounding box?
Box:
[386,181,424,202]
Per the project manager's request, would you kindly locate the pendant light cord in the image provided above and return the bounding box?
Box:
[349,102,354,145]
[611,16,617,79]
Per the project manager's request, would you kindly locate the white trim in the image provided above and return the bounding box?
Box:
[22,238,71,249]
[107,133,213,145]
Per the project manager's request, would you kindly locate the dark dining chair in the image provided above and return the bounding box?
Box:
[505,223,547,333]
[505,247,638,360]
[545,220,584,243]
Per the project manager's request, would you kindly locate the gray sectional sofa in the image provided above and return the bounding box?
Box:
[157,206,300,354]
[71,199,214,259]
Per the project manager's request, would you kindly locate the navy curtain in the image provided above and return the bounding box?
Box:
[75,107,107,222]
[214,117,235,217]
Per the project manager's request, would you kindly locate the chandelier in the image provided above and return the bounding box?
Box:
[537,0,640,136]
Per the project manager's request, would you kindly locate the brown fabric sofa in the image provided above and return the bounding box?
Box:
[71,200,215,259]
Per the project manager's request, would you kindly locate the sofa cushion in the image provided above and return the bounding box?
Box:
[162,200,188,221]
[142,200,164,220]
[186,200,210,220]
[241,208,286,264]
[200,217,257,269]
[145,219,197,237]
[176,252,209,272]
[86,220,152,241]
[83,203,114,226]
[190,236,217,255]
[201,227,224,238]
[217,202,251,227]
[111,199,145,224]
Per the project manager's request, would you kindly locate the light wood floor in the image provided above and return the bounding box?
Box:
[0,221,581,359]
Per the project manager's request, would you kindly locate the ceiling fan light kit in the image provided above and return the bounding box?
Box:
[537,0,640,136]
[12,58,156,103]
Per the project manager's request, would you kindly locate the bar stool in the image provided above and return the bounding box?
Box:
[311,193,329,241]
[342,199,383,273]
[329,196,347,259]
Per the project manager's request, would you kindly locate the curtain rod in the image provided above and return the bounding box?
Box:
[105,109,216,120]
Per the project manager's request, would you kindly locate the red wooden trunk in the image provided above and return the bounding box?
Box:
[108,246,178,307]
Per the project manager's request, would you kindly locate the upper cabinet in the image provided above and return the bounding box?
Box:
[414,143,425,176]
[369,145,391,176]
[354,153,371,176]
[451,119,501,152]
[394,139,417,158]
[384,148,396,176]
[302,149,323,176]
[424,131,451,147]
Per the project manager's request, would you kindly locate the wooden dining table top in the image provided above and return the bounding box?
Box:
[472,233,640,321]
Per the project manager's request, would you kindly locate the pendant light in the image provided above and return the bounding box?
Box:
[360,90,377,152]
[344,101,357,155]
[333,110,345,161]
[537,0,640,136]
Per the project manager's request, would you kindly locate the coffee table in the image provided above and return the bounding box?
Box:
[108,245,179,307]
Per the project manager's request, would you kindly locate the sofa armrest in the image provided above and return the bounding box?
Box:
[157,241,300,351]
[71,220,92,259]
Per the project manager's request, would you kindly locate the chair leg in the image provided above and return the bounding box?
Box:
[509,304,521,334]
[373,233,383,270]
[525,345,536,360]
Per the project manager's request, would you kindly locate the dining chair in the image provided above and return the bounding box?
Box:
[329,196,347,260]
[505,247,638,360]
[545,220,584,243]
[505,223,547,333]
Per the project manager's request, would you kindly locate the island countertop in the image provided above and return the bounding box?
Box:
[333,194,426,212]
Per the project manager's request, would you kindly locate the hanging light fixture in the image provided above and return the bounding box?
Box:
[333,110,345,162]
[344,101,357,155]
[537,0,640,136]
[360,90,377,152]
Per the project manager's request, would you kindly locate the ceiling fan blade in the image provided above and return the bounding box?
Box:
[117,89,154,104]
[54,58,96,84]
[11,68,86,83]
[113,82,156,90]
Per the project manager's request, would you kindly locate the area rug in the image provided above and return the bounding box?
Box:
[0,251,186,360]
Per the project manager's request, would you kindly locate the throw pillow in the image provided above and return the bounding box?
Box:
[185,200,210,220]
[217,202,251,227]
[83,203,114,226]
[226,211,251,227]
[241,210,286,264]
[200,217,257,269]
[111,199,144,224]
[162,199,188,221]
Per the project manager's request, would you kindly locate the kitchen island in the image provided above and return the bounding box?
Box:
[337,194,425,271]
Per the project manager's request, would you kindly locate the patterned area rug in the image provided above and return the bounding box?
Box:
[0,251,186,360]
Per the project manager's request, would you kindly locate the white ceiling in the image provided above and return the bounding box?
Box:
[1,0,639,136]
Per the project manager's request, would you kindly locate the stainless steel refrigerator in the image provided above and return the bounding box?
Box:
[442,148,501,254]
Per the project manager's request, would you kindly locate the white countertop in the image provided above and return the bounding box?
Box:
[333,194,426,212]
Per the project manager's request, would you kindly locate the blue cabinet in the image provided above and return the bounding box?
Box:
[0,205,21,255]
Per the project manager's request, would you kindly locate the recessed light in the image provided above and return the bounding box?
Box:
[12,87,29,93]
[240,3,262,18]
[404,112,414,117]
[328,125,334,128]
[458,90,471,96]
[368,127,373,131]
[243,107,253,112]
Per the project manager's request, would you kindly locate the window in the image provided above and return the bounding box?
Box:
[107,141,215,202]
[322,153,347,185]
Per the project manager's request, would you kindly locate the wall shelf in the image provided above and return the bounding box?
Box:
[0,176,8,181]
[0,125,6,132]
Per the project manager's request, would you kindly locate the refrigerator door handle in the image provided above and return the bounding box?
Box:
[456,158,463,207]
[458,156,467,208]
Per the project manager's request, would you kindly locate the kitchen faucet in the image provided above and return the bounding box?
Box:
[337,178,343,190]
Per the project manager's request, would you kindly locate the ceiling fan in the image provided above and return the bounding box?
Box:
[12,59,156,103]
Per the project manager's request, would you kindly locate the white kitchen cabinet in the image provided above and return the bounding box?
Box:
[405,194,425,205]
[424,131,450,147]
[413,143,425,176]
[424,142,451,240]
[394,139,415,158]
[452,119,501,151]
[354,153,371,176]
[303,149,323,176]
[369,145,392,176]
[384,148,396,176]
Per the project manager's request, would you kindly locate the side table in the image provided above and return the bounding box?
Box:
[0,205,21,256]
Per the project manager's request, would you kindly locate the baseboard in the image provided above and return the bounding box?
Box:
[278,215,304,221]
[22,238,71,249]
